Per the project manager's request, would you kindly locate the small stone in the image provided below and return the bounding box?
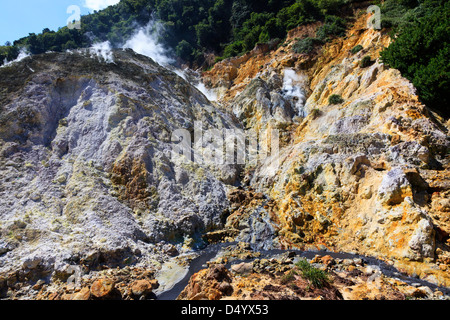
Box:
[29,193,41,201]
[164,244,179,257]
[231,262,253,275]
[32,280,45,291]
[130,280,153,297]
[260,259,269,266]
[23,257,41,270]
[320,255,335,266]
[417,286,433,298]
[72,287,91,300]
[434,290,443,298]
[56,175,67,184]
[361,186,373,199]
[218,282,233,296]
[364,266,375,275]
[149,279,159,290]
[378,168,412,205]
[90,279,116,299]
[342,259,354,267]
[207,264,231,282]
[404,286,427,298]
[311,255,322,264]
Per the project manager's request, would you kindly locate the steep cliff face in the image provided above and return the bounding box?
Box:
[206,14,450,286]
[0,48,240,291]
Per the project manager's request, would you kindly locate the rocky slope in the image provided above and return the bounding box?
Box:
[178,246,446,301]
[0,48,241,299]
[0,11,449,300]
[203,12,450,288]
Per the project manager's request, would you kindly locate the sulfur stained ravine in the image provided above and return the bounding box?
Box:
[0,11,449,300]
[203,13,450,289]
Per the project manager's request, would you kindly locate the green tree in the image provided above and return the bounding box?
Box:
[316,15,347,42]
[176,40,195,60]
[380,2,449,117]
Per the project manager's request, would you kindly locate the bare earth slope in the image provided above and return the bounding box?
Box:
[204,13,450,288]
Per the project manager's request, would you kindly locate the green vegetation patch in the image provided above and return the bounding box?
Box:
[293,37,320,54]
[328,94,344,105]
[359,55,373,68]
[295,258,329,288]
[350,44,363,54]
[315,15,347,42]
[380,0,449,118]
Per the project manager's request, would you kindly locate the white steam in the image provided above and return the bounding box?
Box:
[123,22,174,67]
[172,68,218,102]
[195,82,218,102]
[1,48,31,67]
[90,41,114,63]
[282,69,307,117]
[87,19,219,102]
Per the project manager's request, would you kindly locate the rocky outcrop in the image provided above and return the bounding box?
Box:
[177,264,234,300]
[206,12,450,287]
[1,9,449,300]
[0,48,240,297]
[178,248,447,300]
[35,266,159,300]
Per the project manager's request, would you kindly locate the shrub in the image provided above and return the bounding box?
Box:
[328,94,344,104]
[359,56,373,68]
[310,108,322,119]
[379,0,422,30]
[313,0,348,15]
[221,40,245,59]
[295,258,329,288]
[316,15,347,42]
[176,40,195,60]
[350,44,363,54]
[293,37,320,54]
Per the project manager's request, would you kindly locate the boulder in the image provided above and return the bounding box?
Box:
[231,262,253,275]
[407,219,435,260]
[207,264,232,282]
[90,279,117,299]
[130,280,153,297]
[378,168,412,205]
[71,287,91,300]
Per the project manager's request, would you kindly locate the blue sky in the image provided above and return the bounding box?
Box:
[0,0,120,45]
